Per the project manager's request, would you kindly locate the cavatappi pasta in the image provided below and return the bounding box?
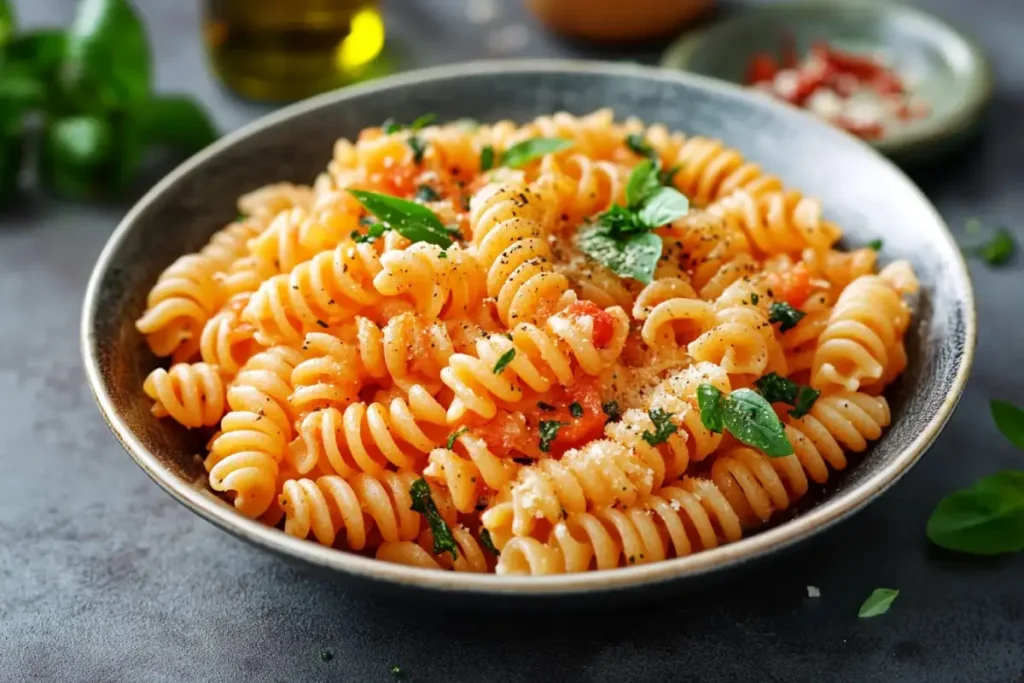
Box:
[137,109,917,575]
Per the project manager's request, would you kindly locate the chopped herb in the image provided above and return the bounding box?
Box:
[437,251,447,259]
[390,664,402,677]
[602,401,622,424]
[975,228,1015,266]
[625,133,655,159]
[537,401,556,412]
[697,384,725,434]
[492,348,516,374]
[479,529,500,557]
[723,389,794,457]
[538,420,565,452]
[348,189,452,247]
[754,372,820,418]
[658,164,681,186]
[414,184,440,203]
[768,301,806,333]
[408,136,426,164]
[501,137,573,168]
[479,144,495,171]
[351,221,388,244]
[410,113,437,130]
[320,650,333,662]
[236,213,246,222]
[642,407,678,446]
[409,478,458,560]
[446,427,469,450]
[381,117,401,134]
[569,401,584,418]
[858,588,899,618]
[382,113,435,134]
[316,319,329,328]
[867,239,883,251]
[750,292,759,305]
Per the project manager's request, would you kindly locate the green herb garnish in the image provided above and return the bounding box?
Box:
[414,184,440,203]
[658,164,681,187]
[641,407,678,446]
[867,239,883,251]
[446,426,469,450]
[410,113,437,130]
[569,401,584,418]
[348,189,452,247]
[858,588,899,618]
[750,292,759,305]
[538,420,565,452]
[576,159,690,285]
[768,301,806,333]
[975,228,1015,266]
[602,401,622,424]
[500,137,573,168]
[409,478,458,560]
[390,664,402,677]
[754,372,820,419]
[537,401,556,412]
[698,385,793,456]
[408,135,426,164]
[350,221,387,244]
[479,144,494,171]
[625,133,656,159]
[382,113,435,134]
[479,529,500,557]
[492,348,516,374]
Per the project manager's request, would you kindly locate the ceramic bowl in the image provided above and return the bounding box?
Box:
[661,1,993,164]
[82,60,975,601]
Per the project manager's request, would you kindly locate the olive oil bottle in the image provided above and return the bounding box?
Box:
[202,0,385,102]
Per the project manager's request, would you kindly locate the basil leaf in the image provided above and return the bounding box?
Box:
[926,471,1024,555]
[410,113,436,131]
[492,348,515,374]
[625,133,656,159]
[991,399,1024,449]
[637,186,690,228]
[768,301,806,333]
[754,372,820,419]
[538,421,565,453]
[642,408,678,446]
[479,144,494,171]
[39,115,114,199]
[501,137,572,169]
[136,95,217,155]
[722,388,793,457]
[569,402,583,418]
[976,228,1014,266]
[867,239,883,251]
[625,158,660,209]
[858,588,899,618]
[446,427,468,450]
[577,227,662,285]
[348,189,452,247]
[408,136,426,164]
[594,203,643,235]
[479,529,500,557]
[381,117,401,134]
[409,478,458,560]
[7,31,67,83]
[62,0,151,110]
[697,383,724,434]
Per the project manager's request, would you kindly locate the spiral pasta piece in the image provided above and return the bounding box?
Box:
[663,135,784,208]
[538,153,630,224]
[633,277,716,350]
[442,304,629,420]
[242,238,383,346]
[707,189,843,257]
[811,274,912,392]
[376,525,489,573]
[424,431,519,513]
[247,199,358,275]
[659,210,758,301]
[198,294,258,377]
[289,385,449,477]
[237,182,313,219]
[373,243,486,319]
[143,362,225,428]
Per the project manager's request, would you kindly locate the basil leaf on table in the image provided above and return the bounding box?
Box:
[577,227,662,285]
[39,115,114,198]
[136,95,217,155]
[500,137,572,169]
[975,228,1015,266]
[61,0,151,110]
[926,471,1024,555]
[991,399,1024,449]
[858,588,899,618]
[722,388,794,457]
[348,189,453,247]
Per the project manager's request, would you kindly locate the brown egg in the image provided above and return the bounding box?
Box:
[525,0,714,43]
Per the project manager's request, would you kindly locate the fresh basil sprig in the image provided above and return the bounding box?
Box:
[409,478,458,560]
[576,159,690,285]
[499,137,573,169]
[348,189,453,247]
[926,400,1024,555]
[754,372,820,419]
[698,385,793,457]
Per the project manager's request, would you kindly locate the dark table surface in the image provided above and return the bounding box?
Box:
[3,1,1023,681]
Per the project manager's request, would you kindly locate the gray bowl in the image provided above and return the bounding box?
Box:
[81,60,975,601]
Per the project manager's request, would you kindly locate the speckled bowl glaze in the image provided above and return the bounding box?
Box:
[82,60,975,602]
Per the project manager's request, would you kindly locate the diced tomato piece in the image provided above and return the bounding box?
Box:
[837,117,885,140]
[476,411,536,458]
[775,262,813,308]
[520,378,605,456]
[823,46,886,80]
[564,301,615,348]
[869,71,904,96]
[372,164,419,198]
[746,53,779,85]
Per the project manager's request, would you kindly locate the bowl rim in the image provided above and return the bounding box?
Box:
[660,0,994,159]
[81,58,976,595]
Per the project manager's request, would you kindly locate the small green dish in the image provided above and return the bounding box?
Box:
[661,1,993,164]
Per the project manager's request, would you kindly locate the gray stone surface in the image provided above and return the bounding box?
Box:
[1,1,1022,681]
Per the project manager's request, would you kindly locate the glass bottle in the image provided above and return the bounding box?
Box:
[202,0,386,102]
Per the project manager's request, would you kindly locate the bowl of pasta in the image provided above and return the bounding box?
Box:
[82,60,974,599]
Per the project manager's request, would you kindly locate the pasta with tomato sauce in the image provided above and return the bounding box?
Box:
[136,110,916,574]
